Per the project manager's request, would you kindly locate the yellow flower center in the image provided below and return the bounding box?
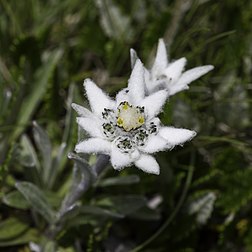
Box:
[117,102,145,132]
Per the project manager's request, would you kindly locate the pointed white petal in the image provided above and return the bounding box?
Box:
[130,48,139,69]
[169,65,214,96]
[72,103,94,118]
[140,134,168,153]
[144,67,153,94]
[159,127,196,147]
[76,117,103,138]
[84,79,115,116]
[75,138,111,154]
[164,57,187,83]
[140,90,168,119]
[134,154,160,175]
[111,144,134,170]
[153,39,168,71]
[128,59,145,105]
[115,88,130,106]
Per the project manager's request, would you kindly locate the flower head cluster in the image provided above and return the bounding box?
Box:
[131,38,214,96]
[72,39,213,175]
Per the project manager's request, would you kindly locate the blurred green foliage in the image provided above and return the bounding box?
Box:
[0,0,252,251]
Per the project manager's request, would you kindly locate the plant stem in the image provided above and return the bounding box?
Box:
[47,154,110,239]
[130,152,195,252]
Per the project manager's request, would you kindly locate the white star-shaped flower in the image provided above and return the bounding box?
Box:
[72,60,196,175]
[130,38,214,96]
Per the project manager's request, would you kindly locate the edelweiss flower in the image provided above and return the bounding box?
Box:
[130,38,214,96]
[72,60,196,175]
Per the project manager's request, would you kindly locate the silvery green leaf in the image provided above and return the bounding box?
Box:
[19,135,40,169]
[68,152,95,190]
[130,206,161,221]
[95,195,147,215]
[188,192,216,225]
[97,175,140,187]
[75,205,124,219]
[0,229,39,247]
[42,241,57,252]
[0,218,28,240]
[59,153,94,217]
[95,0,134,42]
[47,142,67,189]
[32,121,52,186]
[15,182,56,224]
[2,190,29,210]
[0,88,11,120]
[11,49,63,141]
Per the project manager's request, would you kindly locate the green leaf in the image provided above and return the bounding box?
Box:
[32,121,52,185]
[96,195,147,215]
[48,84,77,189]
[68,153,95,192]
[59,153,93,217]
[0,228,39,247]
[2,190,29,210]
[19,135,40,169]
[43,240,57,252]
[80,205,124,218]
[95,0,134,42]
[15,181,56,223]
[11,49,63,141]
[63,205,124,221]
[0,218,28,240]
[129,206,161,221]
[19,135,41,185]
[188,192,217,225]
[97,175,140,187]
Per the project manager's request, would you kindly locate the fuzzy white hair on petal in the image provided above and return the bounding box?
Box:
[111,144,133,170]
[175,65,214,89]
[127,59,145,105]
[140,134,168,154]
[84,79,115,116]
[76,117,103,138]
[75,138,111,154]
[159,127,197,147]
[130,48,139,69]
[152,39,168,72]
[164,57,187,83]
[71,103,94,118]
[115,88,130,106]
[135,154,160,175]
[140,89,168,119]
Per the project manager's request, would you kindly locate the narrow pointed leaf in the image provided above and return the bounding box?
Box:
[80,205,124,218]
[33,121,52,185]
[0,229,39,247]
[2,190,29,210]
[97,175,140,187]
[15,182,55,223]
[96,195,147,215]
[11,49,63,141]
[0,218,28,240]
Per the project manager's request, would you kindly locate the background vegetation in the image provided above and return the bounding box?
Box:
[0,0,252,251]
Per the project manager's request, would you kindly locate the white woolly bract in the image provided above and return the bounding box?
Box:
[140,90,169,120]
[134,154,160,175]
[75,138,111,154]
[159,127,196,147]
[84,78,115,115]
